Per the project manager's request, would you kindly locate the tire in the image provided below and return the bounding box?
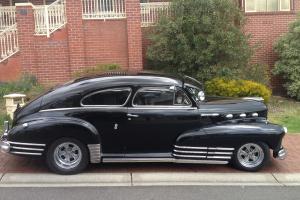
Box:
[46,138,89,175]
[232,142,270,172]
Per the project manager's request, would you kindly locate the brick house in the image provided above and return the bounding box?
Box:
[0,0,299,94]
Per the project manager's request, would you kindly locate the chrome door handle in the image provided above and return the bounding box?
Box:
[127,113,139,118]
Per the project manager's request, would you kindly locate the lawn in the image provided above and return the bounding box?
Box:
[268,96,300,134]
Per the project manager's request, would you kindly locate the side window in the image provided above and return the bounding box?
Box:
[81,88,131,106]
[133,87,191,106]
[174,88,192,106]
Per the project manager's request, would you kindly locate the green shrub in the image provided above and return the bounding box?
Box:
[0,74,42,98]
[72,64,121,78]
[146,0,252,82]
[273,14,300,100]
[205,78,272,103]
[237,64,270,86]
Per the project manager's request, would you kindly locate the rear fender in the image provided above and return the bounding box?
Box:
[8,117,100,146]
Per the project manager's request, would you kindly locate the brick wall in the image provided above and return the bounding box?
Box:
[0,54,21,81]
[244,0,300,94]
[83,20,129,70]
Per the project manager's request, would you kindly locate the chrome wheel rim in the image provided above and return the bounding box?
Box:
[54,142,82,170]
[237,143,264,168]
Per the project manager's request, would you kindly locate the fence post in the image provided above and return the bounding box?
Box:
[44,5,50,37]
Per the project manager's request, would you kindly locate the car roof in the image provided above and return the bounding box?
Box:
[70,74,184,88]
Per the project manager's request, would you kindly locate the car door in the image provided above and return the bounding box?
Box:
[77,87,132,154]
[123,86,201,155]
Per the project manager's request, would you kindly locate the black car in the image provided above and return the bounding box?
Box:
[0,73,287,174]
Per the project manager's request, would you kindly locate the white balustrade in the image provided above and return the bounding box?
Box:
[0,6,16,32]
[141,2,170,27]
[33,0,66,37]
[0,24,19,62]
[82,0,126,19]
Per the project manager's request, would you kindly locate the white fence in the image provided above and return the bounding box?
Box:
[0,6,16,32]
[33,0,67,37]
[82,0,126,19]
[141,2,170,27]
[0,24,19,62]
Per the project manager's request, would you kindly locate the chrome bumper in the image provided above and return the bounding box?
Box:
[0,141,10,153]
[274,147,287,160]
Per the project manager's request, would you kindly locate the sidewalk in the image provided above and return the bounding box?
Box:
[0,135,299,186]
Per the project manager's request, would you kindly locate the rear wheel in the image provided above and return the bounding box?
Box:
[232,142,269,172]
[46,138,89,175]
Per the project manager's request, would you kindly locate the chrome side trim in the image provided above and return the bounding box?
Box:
[88,144,101,163]
[11,151,42,156]
[11,146,44,151]
[173,153,206,158]
[207,152,233,155]
[207,156,231,160]
[208,147,235,151]
[8,141,46,147]
[174,159,228,165]
[103,158,174,163]
[174,145,207,150]
[174,145,234,151]
[173,149,207,154]
[200,113,220,117]
[102,158,228,165]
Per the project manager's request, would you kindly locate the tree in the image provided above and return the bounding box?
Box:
[147,0,252,82]
[273,14,300,100]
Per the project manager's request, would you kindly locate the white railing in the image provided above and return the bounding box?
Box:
[0,6,16,32]
[33,0,66,37]
[0,24,19,63]
[141,2,170,27]
[82,0,126,19]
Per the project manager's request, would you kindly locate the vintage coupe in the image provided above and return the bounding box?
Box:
[0,73,287,174]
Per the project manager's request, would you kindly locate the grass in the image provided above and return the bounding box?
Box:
[268,96,300,134]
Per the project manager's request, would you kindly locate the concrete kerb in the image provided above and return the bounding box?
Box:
[0,173,132,187]
[131,172,280,186]
[272,173,300,186]
[0,172,299,187]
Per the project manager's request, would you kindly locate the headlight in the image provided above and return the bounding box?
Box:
[283,127,288,134]
[198,91,205,101]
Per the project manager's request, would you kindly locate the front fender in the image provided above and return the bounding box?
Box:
[176,123,285,151]
[7,117,100,146]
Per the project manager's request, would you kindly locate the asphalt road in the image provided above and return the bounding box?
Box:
[0,186,299,200]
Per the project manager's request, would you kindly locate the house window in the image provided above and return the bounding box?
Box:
[245,0,291,12]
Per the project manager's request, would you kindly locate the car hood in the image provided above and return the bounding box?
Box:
[198,97,267,116]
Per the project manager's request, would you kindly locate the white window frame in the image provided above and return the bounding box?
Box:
[244,0,291,12]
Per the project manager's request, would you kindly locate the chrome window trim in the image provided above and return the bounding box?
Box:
[8,141,46,147]
[40,107,127,112]
[80,87,132,107]
[40,106,198,112]
[132,86,193,108]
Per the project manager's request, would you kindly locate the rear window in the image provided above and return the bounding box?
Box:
[81,88,131,106]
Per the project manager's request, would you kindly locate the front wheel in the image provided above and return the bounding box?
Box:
[46,138,89,175]
[232,142,270,172]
